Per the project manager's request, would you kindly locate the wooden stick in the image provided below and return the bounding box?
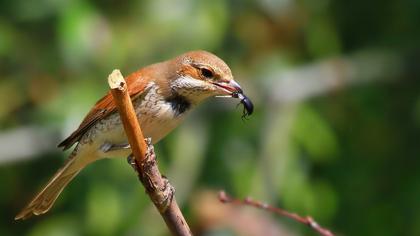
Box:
[108,69,192,236]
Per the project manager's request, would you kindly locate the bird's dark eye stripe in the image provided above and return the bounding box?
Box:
[200,68,214,78]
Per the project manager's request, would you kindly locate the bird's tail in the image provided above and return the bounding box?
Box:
[15,156,81,220]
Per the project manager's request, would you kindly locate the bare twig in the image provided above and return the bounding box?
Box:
[108,70,192,236]
[218,191,335,236]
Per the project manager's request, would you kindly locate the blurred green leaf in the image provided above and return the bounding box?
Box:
[28,215,80,236]
[305,14,341,57]
[58,1,111,69]
[292,104,339,162]
[86,183,122,236]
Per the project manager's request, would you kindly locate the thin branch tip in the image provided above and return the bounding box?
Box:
[218,191,335,236]
[218,191,231,203]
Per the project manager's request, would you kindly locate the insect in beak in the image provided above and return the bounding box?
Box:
[232,91,254,119]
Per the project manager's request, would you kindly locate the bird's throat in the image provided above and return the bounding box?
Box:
[165,94,191,117]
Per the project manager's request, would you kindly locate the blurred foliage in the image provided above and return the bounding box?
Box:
[1,0,419,235]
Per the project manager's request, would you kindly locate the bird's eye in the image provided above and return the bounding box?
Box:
[200,68,214,79]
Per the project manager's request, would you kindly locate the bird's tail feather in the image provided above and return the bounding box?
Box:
[15,157,80,220]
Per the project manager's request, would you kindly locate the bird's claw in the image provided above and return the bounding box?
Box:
[144,138,155,161]
[126,138,155,173]
[101,142,130,153]
[126,154,137,170]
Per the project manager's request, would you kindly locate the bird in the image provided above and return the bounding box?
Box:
[15,50,252,220]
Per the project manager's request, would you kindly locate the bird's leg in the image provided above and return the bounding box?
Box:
[100,142,131,153]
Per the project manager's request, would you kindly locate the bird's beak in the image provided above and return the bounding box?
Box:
[212,79,254,117]
[212,80,243,96]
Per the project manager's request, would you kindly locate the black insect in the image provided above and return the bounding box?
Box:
[232,92,254,119]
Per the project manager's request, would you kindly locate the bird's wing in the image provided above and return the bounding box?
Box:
[58,70,149,150]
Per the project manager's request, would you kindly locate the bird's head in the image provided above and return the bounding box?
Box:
[168,50,244,104]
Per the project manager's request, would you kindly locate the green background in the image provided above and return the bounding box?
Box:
[1,0,419,235]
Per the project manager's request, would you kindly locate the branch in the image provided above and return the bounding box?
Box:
[107,70,192,236]
[218,191,335,236]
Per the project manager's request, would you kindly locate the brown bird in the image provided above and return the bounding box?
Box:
[15,50,253,220]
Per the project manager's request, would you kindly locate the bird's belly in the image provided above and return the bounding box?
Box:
[139,106,185,143]
[84,99,188,159]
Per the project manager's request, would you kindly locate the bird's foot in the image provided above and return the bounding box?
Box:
[126,138,155,173]
[144,138,155,161]
[126,154,137,170]
[100,142,130,153]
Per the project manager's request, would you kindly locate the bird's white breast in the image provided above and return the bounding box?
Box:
[134,82,190,143]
